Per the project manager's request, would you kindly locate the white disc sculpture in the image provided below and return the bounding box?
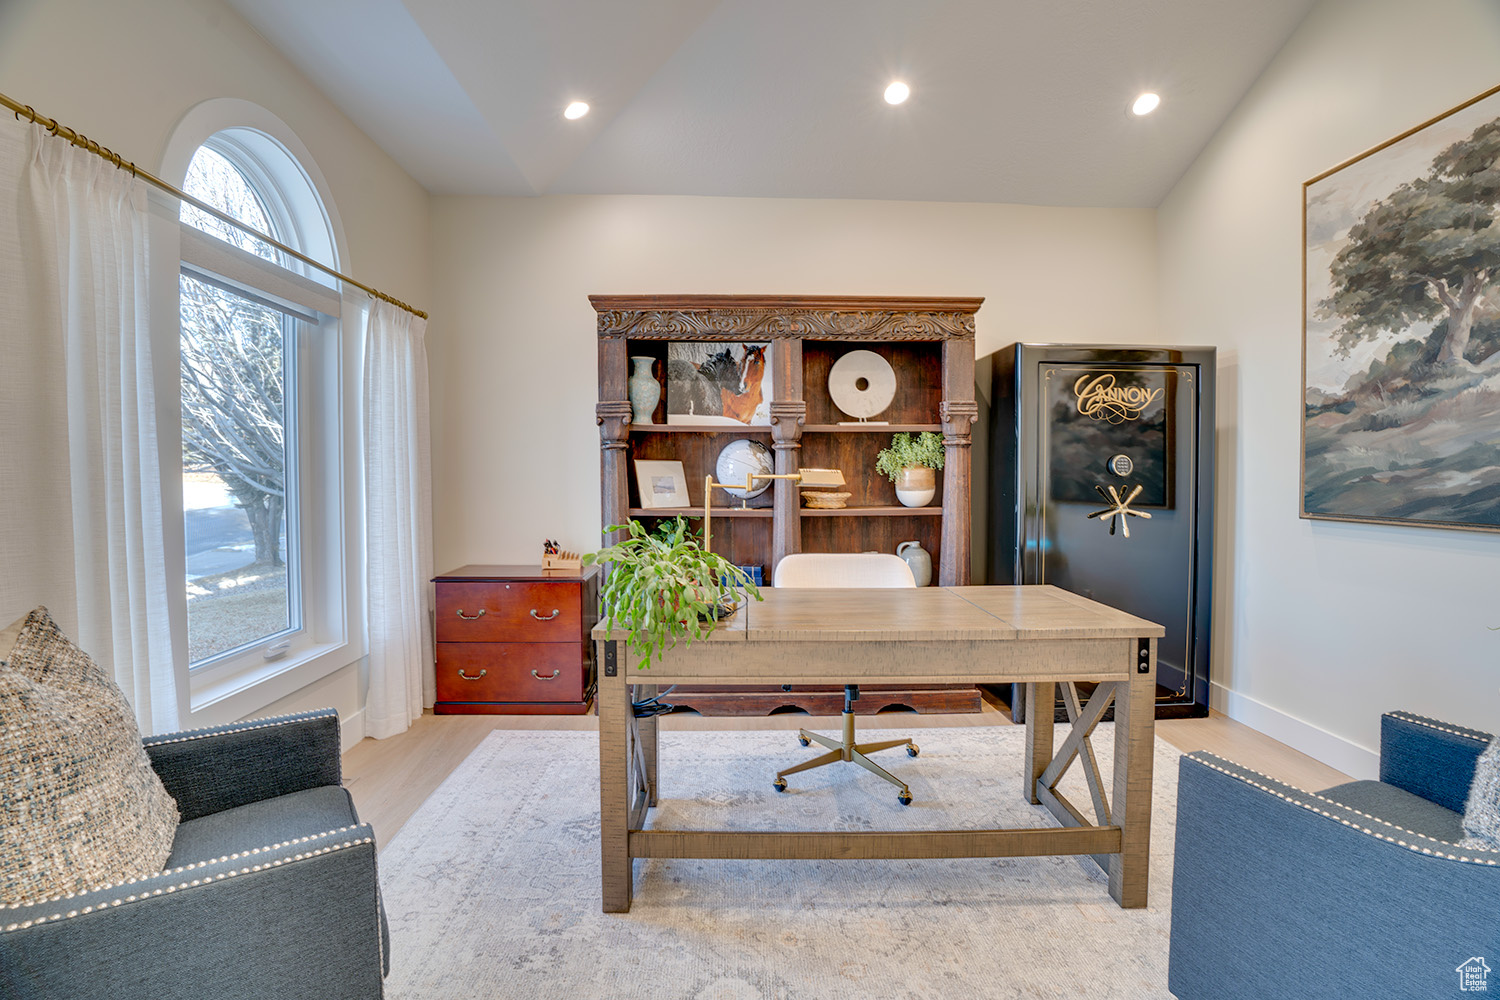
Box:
[827,350,897,422]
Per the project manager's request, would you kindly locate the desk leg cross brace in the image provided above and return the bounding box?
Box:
[1032,681,1117,873]
[1024,646,1156,908]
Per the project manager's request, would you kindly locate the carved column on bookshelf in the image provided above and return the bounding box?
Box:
[939,398,979,585]
[769,399,806,572]
[598,336,630,544]
[768,337,804,574]
[597,400,633,542]
[939,336,977,586]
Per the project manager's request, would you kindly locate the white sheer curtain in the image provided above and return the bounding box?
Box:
[362,297,434,739]
[0,121,178,733]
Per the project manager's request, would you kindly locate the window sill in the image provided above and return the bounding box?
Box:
[186,638,361,727]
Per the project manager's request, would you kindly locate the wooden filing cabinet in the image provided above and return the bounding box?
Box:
[432,564,599,714]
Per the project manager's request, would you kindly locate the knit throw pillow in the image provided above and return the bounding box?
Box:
[0,607,179,905]
[1461,738,1500,851]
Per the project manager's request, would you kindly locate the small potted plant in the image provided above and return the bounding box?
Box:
[583,517,761,670]
[875,431,945,507]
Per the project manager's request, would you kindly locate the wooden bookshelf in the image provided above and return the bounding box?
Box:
[594,295,982,715]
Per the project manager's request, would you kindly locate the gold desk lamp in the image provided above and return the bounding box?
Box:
[701,468,845,555]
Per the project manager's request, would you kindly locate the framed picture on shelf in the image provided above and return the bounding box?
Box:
[634,459,690,509]
[1303,83,1500,532]
[666,342,773,425]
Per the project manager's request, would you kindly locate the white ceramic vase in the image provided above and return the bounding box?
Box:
[628,356,661,425]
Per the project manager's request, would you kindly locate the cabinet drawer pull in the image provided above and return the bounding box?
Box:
[455,608,486,620]
[457,668,487,680]
[531,669,561,681]
[530,608,561,621]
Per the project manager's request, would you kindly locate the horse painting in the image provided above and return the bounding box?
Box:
[720,345,766,423]
[666,342,773,424]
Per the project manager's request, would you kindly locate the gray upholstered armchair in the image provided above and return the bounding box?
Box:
[1169,711,1499,1000]
[0,708,388,1000]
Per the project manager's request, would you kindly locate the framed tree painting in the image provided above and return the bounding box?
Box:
[1303,83,1500,531]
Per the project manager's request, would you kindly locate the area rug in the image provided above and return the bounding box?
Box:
[378,725,1181,999]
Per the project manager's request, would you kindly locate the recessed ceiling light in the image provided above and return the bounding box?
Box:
[1131,92,1161,116]
[564,101,590,120]
[884,81,910,106]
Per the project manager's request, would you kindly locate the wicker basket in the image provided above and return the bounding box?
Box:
[801,491,851,510]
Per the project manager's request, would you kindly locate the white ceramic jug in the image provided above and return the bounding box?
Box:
[896,540,932,587]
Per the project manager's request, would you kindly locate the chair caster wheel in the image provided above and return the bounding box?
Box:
[898,791,913,806]
[797,735,811,747]
[773,778,788,792]
[907,744,920,757]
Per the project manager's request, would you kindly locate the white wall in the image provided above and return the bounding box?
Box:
[427,194,1157,579]
[1158,0,1500,774]
[0,0,431,742]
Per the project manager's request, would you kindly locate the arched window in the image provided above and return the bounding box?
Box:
[182,143,283,261]
[167,109,353,712]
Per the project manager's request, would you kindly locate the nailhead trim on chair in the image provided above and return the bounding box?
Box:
[0,825,366,911]
[140,707,339,746]
[1188,753,1500,867]
[1189,751,1481,843]
[0,834,375,932]
[1384,711,1493,743]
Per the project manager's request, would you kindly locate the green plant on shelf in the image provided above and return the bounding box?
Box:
[583,517,761,670]
[874,431,946,482]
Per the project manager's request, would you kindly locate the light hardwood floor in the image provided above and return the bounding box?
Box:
[342,698,1352,849]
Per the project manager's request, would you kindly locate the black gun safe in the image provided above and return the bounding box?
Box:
[987,344,1214,719]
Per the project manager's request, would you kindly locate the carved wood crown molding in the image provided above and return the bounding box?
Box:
[590,296,981,342]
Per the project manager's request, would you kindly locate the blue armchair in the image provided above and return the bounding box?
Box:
[1168,711,1499,999]
[0,708,388,1000]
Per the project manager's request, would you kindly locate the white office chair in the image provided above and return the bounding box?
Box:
[771,553,921,805]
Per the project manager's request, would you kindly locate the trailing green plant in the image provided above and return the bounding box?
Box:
[874,431,946,483]
[582,517,760,670]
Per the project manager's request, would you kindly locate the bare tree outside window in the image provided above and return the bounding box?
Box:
[181,274,288,567]
[180,146,299,664]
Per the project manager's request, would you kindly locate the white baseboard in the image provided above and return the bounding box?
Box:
[1210,682,1379,780]
[339,708,366,754]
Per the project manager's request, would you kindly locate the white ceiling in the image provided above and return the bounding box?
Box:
[226,0,1317,208]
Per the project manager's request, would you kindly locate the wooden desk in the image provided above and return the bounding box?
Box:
[592,585,1165,912]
